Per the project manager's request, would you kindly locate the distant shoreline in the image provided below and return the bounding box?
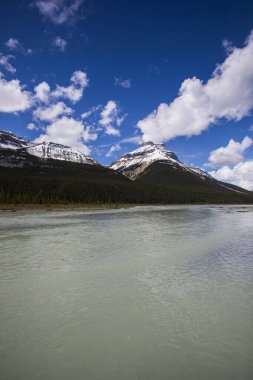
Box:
[0,203,134,212]
[1,203,253,213]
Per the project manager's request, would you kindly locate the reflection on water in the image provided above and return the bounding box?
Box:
[0,205,253,380]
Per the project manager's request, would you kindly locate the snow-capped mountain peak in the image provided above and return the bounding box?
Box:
[26,142,98,165]
[0,131,30,150]
[110,141,181,178]
[110,141,212,180]
[132,141,180,161]
[0,130,98,166]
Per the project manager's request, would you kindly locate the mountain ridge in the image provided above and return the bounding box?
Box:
[0,130,253,205]
[110,141,215,182]
[0,130,98,166]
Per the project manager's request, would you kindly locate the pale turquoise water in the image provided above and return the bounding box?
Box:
[0,205,253,380]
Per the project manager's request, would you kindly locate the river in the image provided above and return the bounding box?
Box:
[0,205,253,379]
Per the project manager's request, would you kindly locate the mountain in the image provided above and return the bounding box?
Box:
[0,130,97,166]
[0,130,131,205]
[27,142,97,165]
[110,141,250,195]
[0,131,30,150]
[110,141,212,180]
[1,132,253,205]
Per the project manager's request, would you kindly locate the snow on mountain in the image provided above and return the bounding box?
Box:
[110,141,213,180]
[0,130,98,166]
[111,141,180,169]
[27,142,98,165]
[0,131,30,150]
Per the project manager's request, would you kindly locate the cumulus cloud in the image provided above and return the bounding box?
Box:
[34,70,88,105]
[206,136,253,168]
[0,76,31,113]
[5,38,32,55]
[52,36,67,52]
[52,70,88,103]
[114,77,131,89]
[0,54,16,74]
[106,144,121,157]
[34,81,51,103]
[33,101,73,121]
[33,0,85,25]
[210,161,253,191]
[82,125,97,142]
[34,116,95,155]
[138,31,253,143]
[99,100,126,136]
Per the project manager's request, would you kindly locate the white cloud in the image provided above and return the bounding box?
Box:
[222,39,235,55]
[34,71,88,105]
[33,101,73,121]
[206,136,253,168]
[114,77,131,89]
[33,0,84,25]
[27,122,36,130]
[5,38,19,50]
[138,31,253,143]
[0,54,16,73]
[70,70,88,87]
[52,70,88,103]
[116,114,127,127]
[81,110,92,119]
[121,135,143,144]
[5,38,32,55]
[106,126,120,136]
[52,36,67,52]
[81,105,101,119]
[34,81,51,103]
[34,116,94,155]
[82,125,97,142]
[210,161,253,191]
[27,122,40,131]
[106,144,121,157]
[99,100,126,136]
[0,77,31,113]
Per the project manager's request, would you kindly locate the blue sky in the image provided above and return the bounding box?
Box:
[1,0,253,188]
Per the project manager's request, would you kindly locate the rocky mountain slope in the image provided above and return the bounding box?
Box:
[1,131,253,204]
[0,131,30,150]
[27,142,97,165]
[0,131,98,166]
[110,141,250,195]
[110,141,211,180]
